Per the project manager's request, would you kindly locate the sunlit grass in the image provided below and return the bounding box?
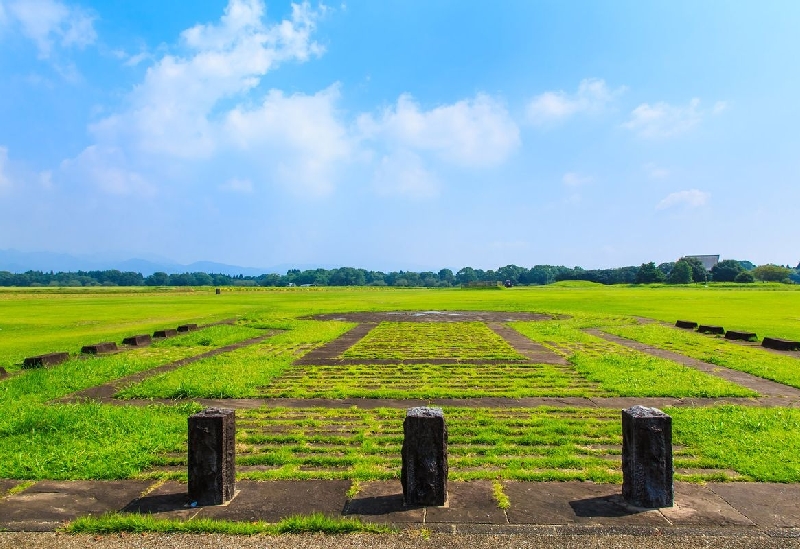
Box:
[66,511,394,535]
[511,320,755,397]
[116,320,354,399]
[343,322,525,360]
[606,324,800,389]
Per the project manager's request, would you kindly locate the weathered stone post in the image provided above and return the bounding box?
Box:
[188,408,236,505]
[401,407,448,506]
[622,405,673,508]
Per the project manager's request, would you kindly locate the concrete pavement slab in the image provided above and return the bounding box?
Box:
[121,481,199,521]
[0,480,152,532]
[344,481,424,523]
[504,481,669,526]
[425,481,507,524]
[197,480,351,522]
[709,483,800,528]
[0,480,22,497]
[660,482,754,527]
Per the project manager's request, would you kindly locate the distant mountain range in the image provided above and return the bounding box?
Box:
[0,249,444,276]
[0,249,276,277]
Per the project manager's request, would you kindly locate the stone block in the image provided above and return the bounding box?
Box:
[622,406,673,508]
[401,407,447,507]
[0,367,7,379]
[215,288,221,295]
[762,337,800,351]
[122,334,152,347]
[22,352,70,369]
[81,342,118,355]
[697,325,725,335]
[153,329,178,338]
[725,331,757,342]
[675,320,698,330]
[188,408,236,506]
[177,323,198,333]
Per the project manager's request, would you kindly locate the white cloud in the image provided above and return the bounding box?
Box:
[59,146,154,195]
[562,172,593,187]
[624,98,707,138]
[6,0,96,58]
[223,85,350,195]
[656,189,710,210]
[712,101,729,115]
[0,147,10,191]
[526,78,625,125]
[73,0,349,197]
[220,177,253,193]
[372,150,439,198]
[90,0,325,159]
[358,93,519,168]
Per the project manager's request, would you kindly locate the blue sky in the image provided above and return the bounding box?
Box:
[1,0,798,271]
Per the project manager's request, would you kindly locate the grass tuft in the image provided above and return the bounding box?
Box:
[65,512,395,535]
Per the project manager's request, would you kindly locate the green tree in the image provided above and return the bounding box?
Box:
[438,268,455,286]
[734,271,755,283]
[636,262,665,284]
[752,264,792,282]
[456,267,478,284]
[711,259,744,282]
[678,257,708,283]
[667,260,692,284]
[145,272,170,286]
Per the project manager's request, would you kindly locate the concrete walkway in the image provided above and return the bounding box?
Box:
[2,478,800,537]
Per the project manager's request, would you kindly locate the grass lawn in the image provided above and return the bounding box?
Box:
[1,285,800,482]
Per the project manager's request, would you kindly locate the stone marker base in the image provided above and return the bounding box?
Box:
[762,337,800,351]
[81,342,119,355]
[725,331,757,342]
[122,334,152,347]
[675,320,698,329]
[622,405,673,508]
[189,408,236,506]
[402,407,448,507]
[23,352,70,369]
[697,325,725,335]
[178,324,198,332]
[0,367,7,379]
[154,329,178,338]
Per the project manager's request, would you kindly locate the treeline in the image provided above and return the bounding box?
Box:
[1,259,798,288]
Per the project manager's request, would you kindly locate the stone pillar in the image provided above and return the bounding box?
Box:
[622,406,673,508]
[401,407,448,506]
[188,408,236,505]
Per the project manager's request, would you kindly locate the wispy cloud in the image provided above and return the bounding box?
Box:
[526,78,625,126]
[220,177,253,194]
[644,163,669,179]
[656,189,710,210]
[0,147,10,192]
[372,149,439,199]
[6,0,96,59]
[623,98,717,138]
[358,93,520,168]
[562,172,593,187]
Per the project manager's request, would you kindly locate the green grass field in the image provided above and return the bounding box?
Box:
[1,284,800,482]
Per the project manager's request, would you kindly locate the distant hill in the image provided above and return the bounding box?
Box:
[0,249,274,277]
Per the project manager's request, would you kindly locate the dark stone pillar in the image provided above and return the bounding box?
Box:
[188,408,236,505]
[401,407,448,506]
[23,352,70,369]
[622,406,673,508]
[215,288,221,295]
